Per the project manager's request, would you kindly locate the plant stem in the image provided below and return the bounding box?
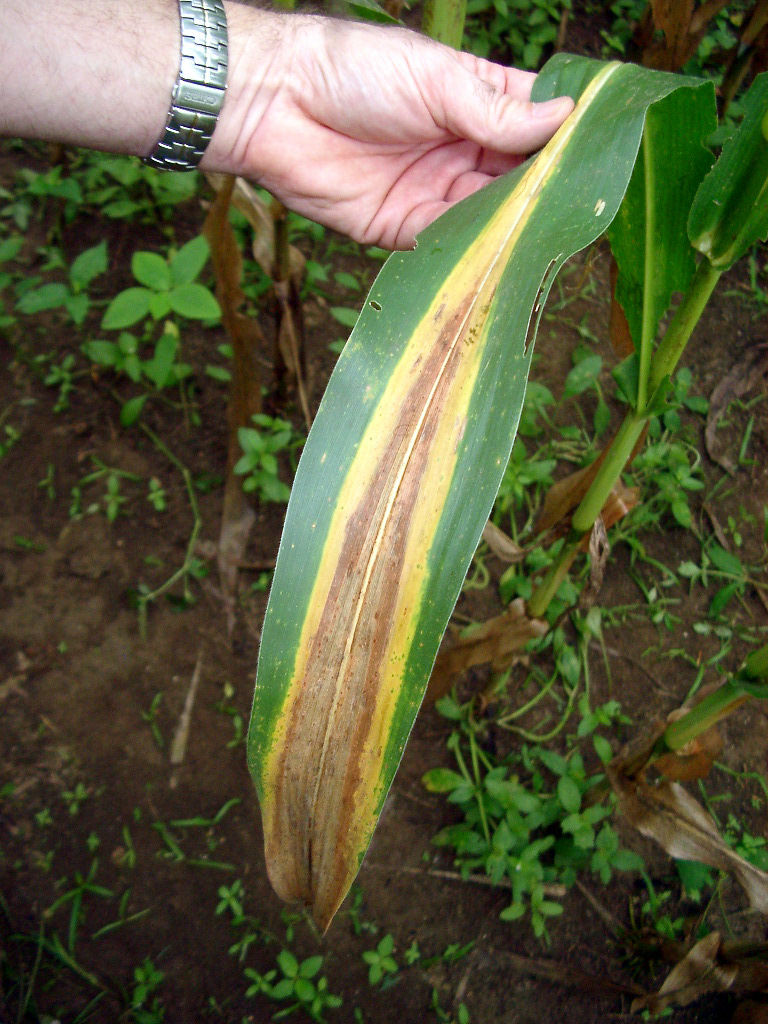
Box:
[662,680,750,751]
[637,133,655,412]
[528,258,722,623]
[663,645,768,750]
[574,259,720,536]
[421,0,467,47]
[648,258,722,396]
[526,540,579,618]
[571,411,646,534]
[137,424,202,638]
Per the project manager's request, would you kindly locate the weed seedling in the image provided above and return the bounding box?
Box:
[146,477,167,512]
[62,781,89,816]
[214,682,245,748]
[15,240,107,325]
[34,807,53,828]
[424,695,644,940]
[244,950,342,1022]
[234,413,304,503]
[141,692,164,750]
[69,456,141,522]
[131,957,165,1024]
[0,422,20,458]
[361,934,398,986]
[100,235,219,332]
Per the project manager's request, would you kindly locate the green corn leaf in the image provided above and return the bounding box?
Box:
[248,54,714,932]
[689,73,768,269]
[607,86,716,366]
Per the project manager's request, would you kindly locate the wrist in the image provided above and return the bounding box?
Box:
[200,4,297,178]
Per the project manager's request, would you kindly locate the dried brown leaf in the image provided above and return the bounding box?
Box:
[649,0,696,68]
[535,451,640,539]
[205,172,305,281]
[643,0,731,70]
[427,598,547,702]
[273,276,311,430]
[607,767,768,914]
[633,935,768,1016]
[655,707,723,780]
[631,932,739,1014]
[482,520,525,563]
[535,460,602,537]
[599,480,639,531]
[580,516,610,609]
[203,176,264,633]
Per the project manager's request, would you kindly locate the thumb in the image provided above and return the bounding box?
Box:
[437,67,574,154]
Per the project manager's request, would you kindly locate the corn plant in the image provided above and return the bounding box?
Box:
[248,54,768,931]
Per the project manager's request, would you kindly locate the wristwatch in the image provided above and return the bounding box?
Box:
[145,0,228,171]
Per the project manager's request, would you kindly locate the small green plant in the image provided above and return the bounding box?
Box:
[34,807,53,828]
[423,695,644,941]
[0,422,20,458]
[69,149,200,223]
[141,692,164,750]
[43,351,85,411]
[429,988,471,1024]
[463,0,571,68]
[100,235,219,331]
[12,163,84,223]
[214,682,245,748]
[234,413,304,503]
[147,477,167,512]
[15,240,107,325]
[216,878,245,919]
[81,235,218,425]
[346,884,378,937]
[361,933,398,986]
[62,781,89,816]
[131,957,165,1024]
[244,949,342,1022]
[68,457,141,521]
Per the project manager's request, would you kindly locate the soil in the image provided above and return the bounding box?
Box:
[1,27,768,1024]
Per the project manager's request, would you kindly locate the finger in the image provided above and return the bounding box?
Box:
[452,51,536,103]
[444,170,494,202]
[433,65,574,155]
[476,148,524,176]
[387,199,452,250]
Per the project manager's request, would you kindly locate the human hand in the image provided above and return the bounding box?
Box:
[213,10,574,250]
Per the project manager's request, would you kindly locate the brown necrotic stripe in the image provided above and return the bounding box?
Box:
[266,294,478,915]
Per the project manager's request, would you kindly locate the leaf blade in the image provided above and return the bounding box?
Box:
[248,56,714,931]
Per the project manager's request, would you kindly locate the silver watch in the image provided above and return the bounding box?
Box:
[145,0,228,171]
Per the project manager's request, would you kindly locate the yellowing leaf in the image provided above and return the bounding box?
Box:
[248,55,715,930]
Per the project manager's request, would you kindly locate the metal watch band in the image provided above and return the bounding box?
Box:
[145,0,228,171]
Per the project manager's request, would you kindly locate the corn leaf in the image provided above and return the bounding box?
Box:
[689,73,768,269]
[248,54,713,931]
[607,85,716,356]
